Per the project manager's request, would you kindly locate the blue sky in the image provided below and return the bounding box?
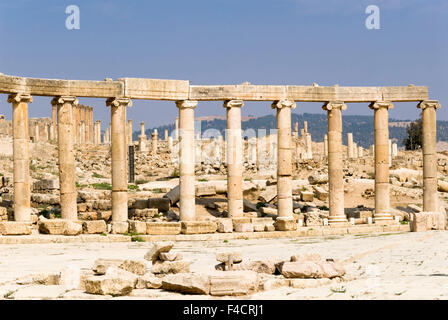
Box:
[0,0,446,128]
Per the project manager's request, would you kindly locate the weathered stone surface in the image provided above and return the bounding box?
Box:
[119,259,148,276]
[231,217,251,229]
[144,241,174,262]
[32,272,61,285]
[93,259,123,274]
[93,259,147,275]
[181,221,217,234]
[110,221,129,234]
[313,186,329,201]
[259,186,277,202]
[410,211,447,232]
[162,273,210,295]
[33,179,59,190]
[85,271,135,296]
[151,260,191,274]
[59,265,81,290]
[300,191,314,202]
[163,185,180,205]
[195,184,216,196]
[308,174,328,185]
[159,252,183,261]
[253,224,265,232]
[136,274,163,289]
[279,261,345,279]
[216,251,243,263]
[146,222,181,235]
[216,218,233,233]
[0,221,31,235]
[274,217,297,231]
[82,220,107,234]
[232,260,276,274]
[38,220,82,235]
[260,206,277,215]
[234,223,254,232]
[209,271,258,296]
[128,220,147,234]
[290,253,322,262]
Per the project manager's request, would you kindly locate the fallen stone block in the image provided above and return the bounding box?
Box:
[231,217,251,229]
[85,269,136,296]
[32,272,61,285]
[163,185,180,205]
[110,221,129,234]
[253,224,265,232]
[279,261,345,279]
[209,271,258,296]
[260,206,277,216]
[38,219,82,236]
[82,220,107,234]
[195,184,216,196]
[312,186,328,201]
[181,221,217,234]
[410,211,446,232]
[216,251,243,263]
[0,221,32,235]
[136,274,163,289]
[274,217,297,231]
[216,218,233,233]
[151,260,191,274]
[307,174,328,185]
[148,198,170,212]
[59,265,81,290]
[162,273,210,295]
[159,252,183,261]
[259,186,277,203]
[144,241,174,262]
[146,222,181,235]
[232,260,276,274]
[128,220,147,234]
[234,223,254,232]
[290,253,322,262]
[243,199,259,212]
[130,198,149,209]
[93,259,147,276]
[300,191,314,202]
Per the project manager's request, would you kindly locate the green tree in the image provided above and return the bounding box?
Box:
[403,118,422,150]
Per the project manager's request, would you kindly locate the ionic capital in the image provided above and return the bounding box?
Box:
[106,97,132,108]
[223,100,244,109]
[51,96,78,106]
[322,101,346,111]
[7,93,33,104]
[271,99,296,110]
[176,100,198,109]
[417,100,440,110]
[369,101,394,110]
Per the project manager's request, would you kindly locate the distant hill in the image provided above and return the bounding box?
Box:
[140,113,448,148]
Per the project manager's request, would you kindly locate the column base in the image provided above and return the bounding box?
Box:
[0,221,32,235]
[373,213,397,225]
[274,217,297,231]
[181,221,218,234]
[328,216,349,227]
[110,221,129,234]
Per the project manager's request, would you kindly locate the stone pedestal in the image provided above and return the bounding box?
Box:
[370,101,394,224]
[107,98,132,224]
[224,100,244,218]
[418,100,441,212]
[8,93,32,222]
[52,96,79,220]
[323,101,347,225]
[176,100,198,221]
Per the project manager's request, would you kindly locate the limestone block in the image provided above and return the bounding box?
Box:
[144,241,174,262]
[59,265,81,290]
[438,180,448,193]
[33,179,59,190]
[32,273,61,285]
[128,220,147,234]
[93,259,147,276]
[151,260,191,274]
[231,217,251,229]
[84,274,135,296]
[110,221,129,234]
[147,198,170,212]
[181,221,217,234]
[159,252,183,261]
[243,211,258,218]
[234,223,254,232]
[38,220,82,236]
[232,260,276,274]
[119,259,148,276]
[260,206,277,216]
[264,224,275,231]
[195,184,216,196]
[216,251,243,263]
[82,220,107,234]
[209,271,258,296]
[0,221,31,235]
[308,174,328,185]
[300,191,314,202]
[312,186,328,201]
[146,222,181,235]
[253,224,265,232]
[216,218,233,233]
[162,273,210,295]
[259,185,277,203]
[290,253,322,262]
[279,261,345,279]
[411,211,447,232]
[163,185,180,205]
[274,217,297,231]
[136,274,162,289]
[93,259,123,275]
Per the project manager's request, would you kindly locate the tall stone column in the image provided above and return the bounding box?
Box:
[224,100,244,218]
[347,133,354,159]
[324,134,328,157]
[418,100,441,212]
[8,93,32,222]
[51,104,57,140]
[323,101,347,225]
[370,101,394,224]
[127,119,133,145]
[152,129,158,153]
[107,98,132,225]
[52,96,78,220]
[175,117,179,140]
[272,99,295,230]
[176,100,197,221]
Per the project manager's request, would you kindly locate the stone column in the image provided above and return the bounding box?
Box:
[127,119,133,145]
[323,101,347,225]
[105,127,110,144]
[107,98,132,225]
[152,129,158,153]
[272,99,295,228]
[34,124,39,143]
[8,93,32,222]
[324,134,328,157]
[418,100,441,212]
[306,133,313,159]
[370,101,394,224]
[303,121,308,134]
[52,96,78,220]
[224,100,244,218]
[175,117,179,140]
[176,100,197,221]
[94,120,101,145]
[164,129,168,141]
[51,104,57,140]
[347,133,354,159]
[358,146,363,158]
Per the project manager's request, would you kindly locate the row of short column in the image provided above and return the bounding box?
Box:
[6,93,441,227]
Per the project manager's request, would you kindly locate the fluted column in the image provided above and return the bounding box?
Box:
[418,100,441,212]
[370,101,394,223]
[107,98,132,223]
[323,101,347,225]
[52,96,78,220]
[272,99,295,223]
[176,100,197,221]
[224,100,244,218]
[8,93,32,222]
